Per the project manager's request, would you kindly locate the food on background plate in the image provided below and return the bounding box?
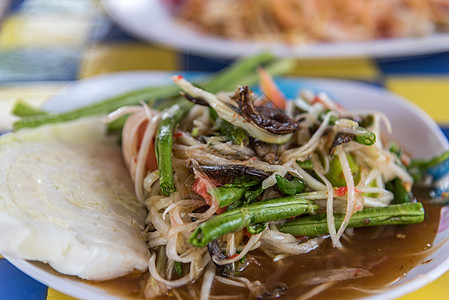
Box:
[3,54,449,298]
[169,0,449,44]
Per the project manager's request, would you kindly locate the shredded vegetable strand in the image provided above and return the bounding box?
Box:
[312,156,341,247]
[149,252,208,288]
[212,233,262,265]
[135,112,160,203]
[335,147,358,240]
[200,261,216,300]
[281,111,336,162]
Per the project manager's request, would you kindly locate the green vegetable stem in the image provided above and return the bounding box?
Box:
[408,150,449,182]
[353,126,376,146]
[189,196,319,247]
[210,177,261,208]
[275,174,306,195]
[173,261,183,276]
[12,100,47,117]
[279,203,424,236]
[156,101,194,196]
[386,177,412,204]
[247,223,266,234]
[212,186,247,208]
[14,84,182,130]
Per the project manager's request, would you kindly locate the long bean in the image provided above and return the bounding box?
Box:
[409,150,449,181]
[156,101,194,195]
[14,84,182,130]
[13,53,292,131]
[386,177,412,204]
[297,159,313,170]
[204,52,275,92]
[279,203,424,237]
[353,126,376,146]
[173,261,183,276]
[212,186,247,208]
[244,186,264,203]
[189,197,319,247]
[247,223,266,234]
[410,150,449,169]
[223,186,264,212]
[212,177,261,207]
[12,100,47,117]
[275,174,306,195]
[226,57,295,91]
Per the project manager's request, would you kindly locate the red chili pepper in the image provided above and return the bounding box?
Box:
[173,132,183,138]
[192,177,214,206]
[311,94,344,110]
[228,253,240,259]
[192,177,226,214]
[311,96,321,105]
[335,186,348,197]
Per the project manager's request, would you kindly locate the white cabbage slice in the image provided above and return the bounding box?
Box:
[0,117,149,280]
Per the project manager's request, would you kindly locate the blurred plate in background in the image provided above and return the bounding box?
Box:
[102,0,449,59]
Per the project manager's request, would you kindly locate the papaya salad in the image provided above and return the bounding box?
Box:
[12,54,448,299]
[103,67,444,298]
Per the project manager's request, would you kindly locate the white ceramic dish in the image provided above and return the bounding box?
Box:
[5,71,449,299]
[102,0,449,59]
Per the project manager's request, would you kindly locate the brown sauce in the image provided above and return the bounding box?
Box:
[92,194,442,300]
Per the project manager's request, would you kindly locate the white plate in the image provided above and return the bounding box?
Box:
[5,71,449,300]
[101,0,449,59]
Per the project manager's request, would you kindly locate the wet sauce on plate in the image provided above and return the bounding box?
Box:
[92,192,442,299]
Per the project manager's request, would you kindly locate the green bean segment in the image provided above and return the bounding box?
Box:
[156,101,194,195]
[275,175,306,195]
[410,150,449,169]
[353,127,376,146]
[12,100,47,117]
[297,159,313,170]
[408,150,449,182]
[189,197,319,247]
[14,84,181,130]
[174,261,183,276]
[279,203,424,237]
[247,223,266,234]
[244,186,264,203]
[212,186,247,208]
[386,177,412,204]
